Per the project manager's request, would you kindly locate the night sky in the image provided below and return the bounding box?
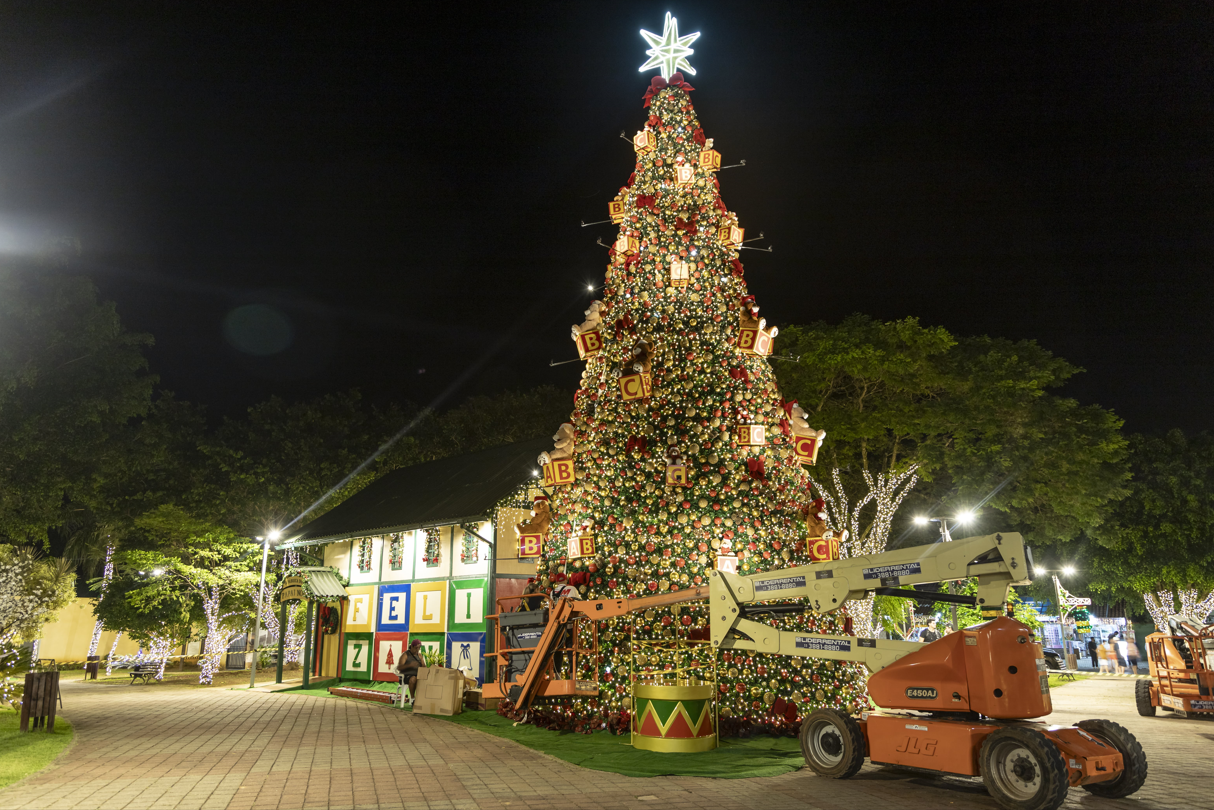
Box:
[2,3,1210,434]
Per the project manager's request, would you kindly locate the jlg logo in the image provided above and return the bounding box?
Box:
[894,737,938,756]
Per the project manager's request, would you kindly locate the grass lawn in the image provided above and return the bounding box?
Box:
[0,709,74,790]
[1048,672,1089,689]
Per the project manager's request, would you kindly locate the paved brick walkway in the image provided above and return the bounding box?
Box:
[2,677,1211,810]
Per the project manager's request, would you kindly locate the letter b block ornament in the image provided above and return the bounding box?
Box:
[517,534,543,560]
[736,424,766,446]
[614,235,638,257]
[675,164,695,185]
[543,459,575,487]
[809,536,841,563]
[567,535,595,559]
[699,149,721,172]
[608,199,626,223]
[619,371,653,401]
[575,329,603,359]
[738,326,775,357]
[718,223,744,248]
[794,434,822,466]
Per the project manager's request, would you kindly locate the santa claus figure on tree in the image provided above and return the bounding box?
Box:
[516,13,867,735]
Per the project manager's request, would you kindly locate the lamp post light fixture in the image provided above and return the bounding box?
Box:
[249,529,281,688]
[1034,564,1080,663]
[912,511,976,631]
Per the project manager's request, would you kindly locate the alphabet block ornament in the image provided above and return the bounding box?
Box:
[634,130,656,154]
[614,234,638,257]
[517,534,543,560]
[736,425,766,446]
[567,534,595,559]
[542,458,576,487]
[793,433,823,466]
[618,371,653,401]
[699,148,722,172]
[608,196,626,224]
[669,259,691,287]
[718,223,744,248]
[665,454,689,486]
[575,328,603,359]
[809,535,841,563]
[675,164,695,185]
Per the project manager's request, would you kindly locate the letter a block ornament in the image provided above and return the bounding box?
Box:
[736,425,766,446]
[614,235,639,257]
[575,328,603,359]
[809,536,841,563]
[567,534,595,559]
[517,534,543,560]
[718,223,744,248]
[619,371,653,402]
[542,459,576,487]
[794,434,822,466]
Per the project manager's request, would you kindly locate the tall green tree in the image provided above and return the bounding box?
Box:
[1087,430,1214,628]
[0,265,155,545]
[778,316,1129,550]
[120,506,259,684]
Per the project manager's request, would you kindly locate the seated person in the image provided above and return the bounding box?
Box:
[395,639,425,701]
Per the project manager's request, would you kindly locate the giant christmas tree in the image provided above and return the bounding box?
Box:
[523,15,867,734]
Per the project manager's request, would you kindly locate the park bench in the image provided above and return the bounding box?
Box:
[129,662,159,685]
[1052,667,1079,682]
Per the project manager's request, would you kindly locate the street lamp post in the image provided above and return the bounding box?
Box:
[913,511,975,632]
[249,529,281,688]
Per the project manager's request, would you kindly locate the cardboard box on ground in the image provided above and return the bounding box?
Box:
[412,666,480,716]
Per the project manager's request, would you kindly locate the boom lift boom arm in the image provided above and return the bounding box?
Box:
[709,532,1031,673]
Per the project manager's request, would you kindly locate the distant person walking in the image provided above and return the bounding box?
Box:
[921,618,941,643]
[1096,638,1110,674]
[1127,640,1141,673]
[1116,634,1131,675]
[1106,634,1125,675]
[1087,637,1098,668]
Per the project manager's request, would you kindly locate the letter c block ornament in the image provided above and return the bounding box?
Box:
[699,149,722,172]
[619,371,652,402]
[665,462,688,486]
[809,536,841,563]
[736,425,766,446]
[634,130,657,154]
[542,459,576,487]
[794,434,822,466]
[738,327,774,357]
[575,329,603,359]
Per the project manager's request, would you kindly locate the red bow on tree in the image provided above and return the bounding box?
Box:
[729,367,750,384]
[642,72,695,106]
[747,457,767,482]
[715,197,727,213]
[647,114,661,128]
[779,419,791,436]
[693,127,706,147]
[627,172,637,187]
[626,435,648,453]
[624,253,642,270]
[635,194,657,213]
[675,216,698,235]
[730,258,745,277]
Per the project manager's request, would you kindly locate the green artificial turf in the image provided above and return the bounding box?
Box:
[292,680,805,778]
[1048,672,1089,689]
[0,709,74,790]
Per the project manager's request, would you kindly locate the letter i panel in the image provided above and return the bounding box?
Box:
[864,715,996,776]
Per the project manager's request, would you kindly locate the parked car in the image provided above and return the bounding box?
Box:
[1042,648,1065,670]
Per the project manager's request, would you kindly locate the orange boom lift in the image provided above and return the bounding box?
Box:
[488,532,1146,810]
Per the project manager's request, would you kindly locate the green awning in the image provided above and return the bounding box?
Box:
[298,567,348,600]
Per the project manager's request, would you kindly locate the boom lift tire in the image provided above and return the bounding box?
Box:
[1134,679,1156,717]
[1075,719,1148,798]
[799,709,865,779]
[979,726,1069,810]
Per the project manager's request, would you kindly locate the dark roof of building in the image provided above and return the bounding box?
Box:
[283,437,549,547]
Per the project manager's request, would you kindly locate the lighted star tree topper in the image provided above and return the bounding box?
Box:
[639,12,699,80]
